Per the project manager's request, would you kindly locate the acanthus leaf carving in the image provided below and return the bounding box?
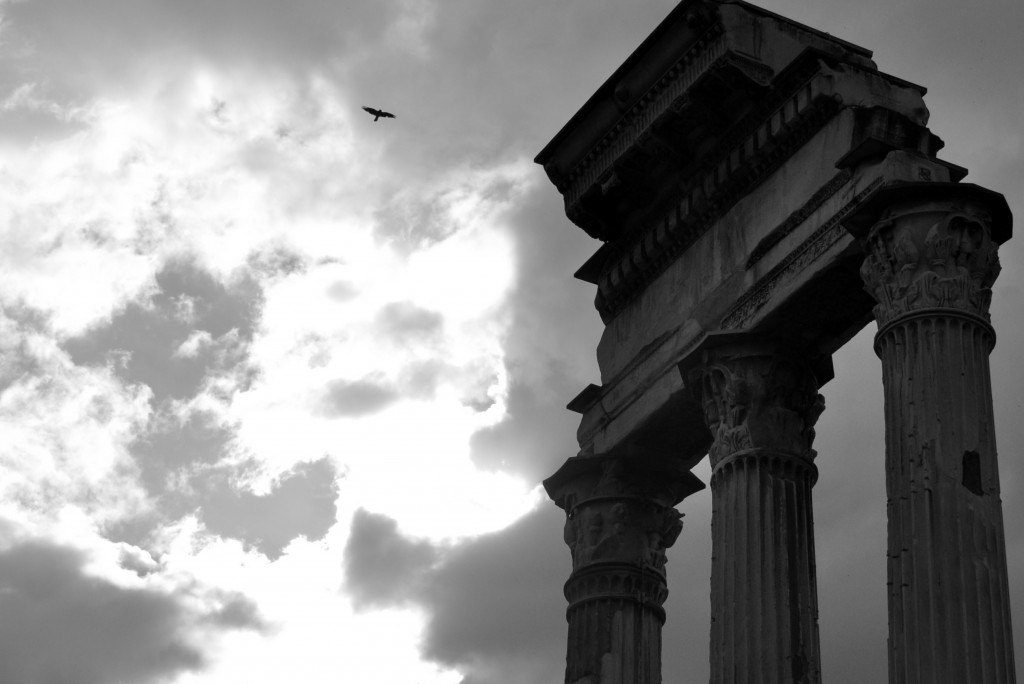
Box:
[860,203,1001,326]
[699,351,823,469]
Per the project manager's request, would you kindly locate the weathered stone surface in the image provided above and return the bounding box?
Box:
[683,337,825,684]
[847,185,1016,684]
[545,455,704,684]
[855,185,1008,327]
[538,0,958,461]
[540,1,1017,683]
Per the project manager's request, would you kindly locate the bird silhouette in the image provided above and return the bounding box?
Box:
[362,106,395,122]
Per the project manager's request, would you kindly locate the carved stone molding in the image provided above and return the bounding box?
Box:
[593,67,843,321]
[545,453,703,684]
[697,348,824,470]
[746,169,853,269]
[682,338,827,684]
[722,176,884,330]
[559,457,689,573]
[859,197,1002,328]
[563,562,668,684]
[564,562,671,618]
[556,21,728,204]
[565,498,683,573]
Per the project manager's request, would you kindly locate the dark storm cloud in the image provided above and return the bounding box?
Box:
[321,377,400,417]
[199,457,340,560]
[375,301,444,342]
[342,508,438,610]
[417,505,568,684]
[469,380,582,484]
[63,256,261,403]
[467,183,605,483]
[0,539,262,684]
[342,505,567,683]
[499,185,604,384]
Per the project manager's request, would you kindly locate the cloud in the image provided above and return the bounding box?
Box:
[0,539,263,684]
[0,303,152,528]
[417,505,568,684]
[342,508,438,610]
[465,180,607,483]
[341,504,568,683]
[63,256,262,403]
[123,409,341,561]
[199,457,341,560]
[326,279,359,302]
[0,0,408,99]
[321,377,400,418]
[469,379,581,484]
[375,301,444,344]
[396,359,448,400]
[245,245,309,281]
[129,407,236,496]
[374,190,465,252]
[0,82,88,144]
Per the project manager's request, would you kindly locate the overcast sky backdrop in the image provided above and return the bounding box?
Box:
[0,0,1021,682]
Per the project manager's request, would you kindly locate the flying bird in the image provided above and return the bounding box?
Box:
[362,106,395,122]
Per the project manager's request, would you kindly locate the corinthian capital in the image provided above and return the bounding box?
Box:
[545,454,704,572]
[860,200,1001,326]
[846,184,1011,329]
[680,336,827,471]
[700,353,823,469]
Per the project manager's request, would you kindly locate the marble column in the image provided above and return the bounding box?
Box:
[857,188,1017,683]
[545,454,704,684]
[690,338,826,684]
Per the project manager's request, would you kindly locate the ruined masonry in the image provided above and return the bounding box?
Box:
[536,1,1017,683]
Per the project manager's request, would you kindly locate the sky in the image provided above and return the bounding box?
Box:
[0,0,1021,682]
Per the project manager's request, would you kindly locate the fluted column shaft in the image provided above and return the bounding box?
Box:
[546,455,703,684]
[697,343,825,684]
[860,194,1017,684]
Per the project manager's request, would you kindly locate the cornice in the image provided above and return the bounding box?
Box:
[557,24,727,203]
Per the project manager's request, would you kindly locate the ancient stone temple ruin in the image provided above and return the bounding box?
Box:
[536,1,1017,682]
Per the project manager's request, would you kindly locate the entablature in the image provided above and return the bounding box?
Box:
[536,0,986,467]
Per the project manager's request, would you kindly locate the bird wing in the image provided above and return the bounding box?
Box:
[362,106,380,116]
[380,110,395,119]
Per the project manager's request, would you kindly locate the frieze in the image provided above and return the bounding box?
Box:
[721,177,885,330]
[859,201,1001,327]
[747,169,853,269]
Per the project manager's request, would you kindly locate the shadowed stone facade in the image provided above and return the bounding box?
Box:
[537,1,1017,682]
